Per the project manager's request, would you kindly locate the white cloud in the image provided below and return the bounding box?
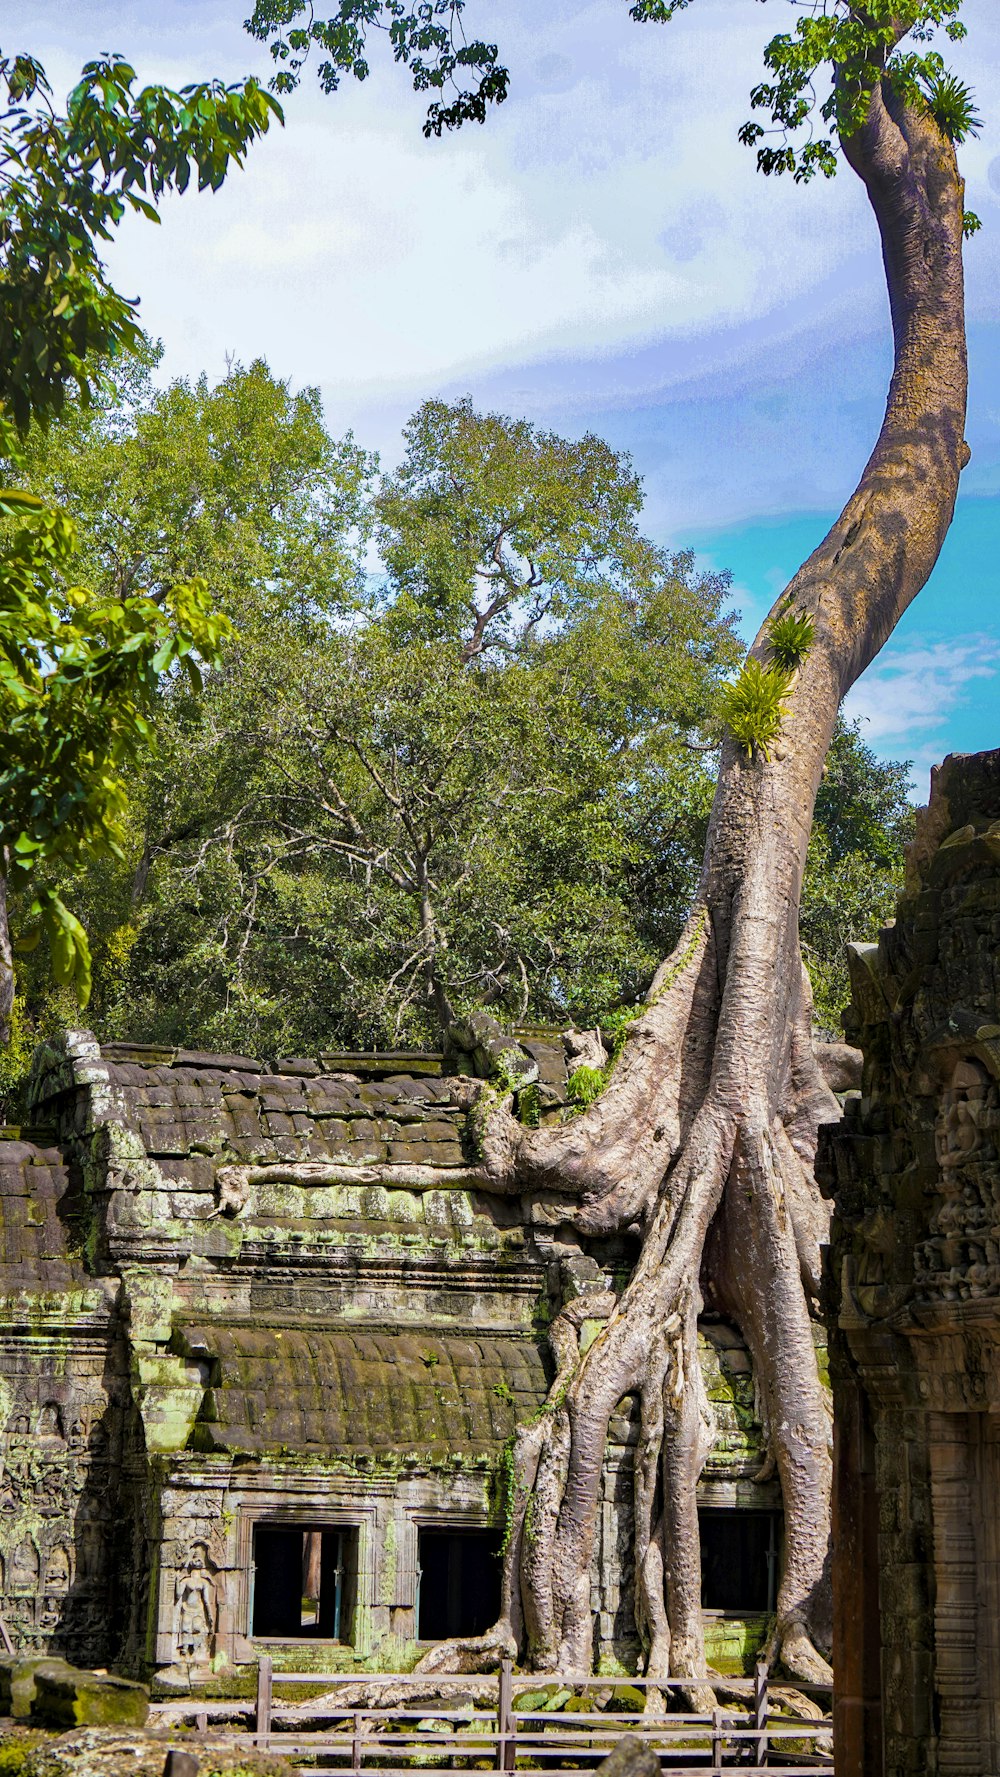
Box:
[2,0,902,410]
[843,635,1000,763]
[9,0,1000,527]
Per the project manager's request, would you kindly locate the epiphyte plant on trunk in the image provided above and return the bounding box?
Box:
[246,0,978,1687]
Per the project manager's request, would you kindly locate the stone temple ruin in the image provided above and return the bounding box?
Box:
[2,734,1000,1769]
[0,1028,795,1684]
[825,748,1000,1777]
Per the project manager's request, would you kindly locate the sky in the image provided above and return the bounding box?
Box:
[10,0,1000,794]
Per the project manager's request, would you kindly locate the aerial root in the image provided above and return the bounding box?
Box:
[718,1126,833,1682]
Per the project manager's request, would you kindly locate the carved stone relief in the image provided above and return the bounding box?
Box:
[174,1543,219,1665]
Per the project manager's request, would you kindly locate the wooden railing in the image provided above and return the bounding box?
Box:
[247,1658,834,1773]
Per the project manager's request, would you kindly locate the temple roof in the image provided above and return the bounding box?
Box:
[177,1322,551,1458]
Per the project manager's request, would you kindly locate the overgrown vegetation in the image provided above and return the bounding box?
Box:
[0,358,914,1113]
[718,658,792,760]
[767,604,815,673]
[0,40,280,1049]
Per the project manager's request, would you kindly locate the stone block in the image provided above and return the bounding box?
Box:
[31,1664,149,1728]
[175,1050,262,1074]
[0,1656,80,1719]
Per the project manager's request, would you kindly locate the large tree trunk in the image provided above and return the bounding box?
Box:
[219,59,968,1691]
[424,67,969,1685]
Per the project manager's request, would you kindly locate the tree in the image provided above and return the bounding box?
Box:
[801,721,914,1034]
[2,374,909,1099]
[0,44,280,1045]
[5,379,738,1067]
[0,351,375,1071]
[246,0,978,1687]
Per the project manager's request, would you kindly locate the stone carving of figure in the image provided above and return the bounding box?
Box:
[76,1497,105,1583]
[45,1544,71,1591]
[174,1544,217,1663]
[938,1092,984,1169]
[36,1467,67,1518]
[11,1538,39,1590]
[37,1403,64,1442]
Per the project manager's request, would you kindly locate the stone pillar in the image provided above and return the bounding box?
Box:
[831,1343,883,1777]
[823,748,1000,1777]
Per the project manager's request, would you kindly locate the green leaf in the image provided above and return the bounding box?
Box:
[0,488,45,513]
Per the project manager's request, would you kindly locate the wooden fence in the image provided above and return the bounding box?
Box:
[247,1659,834,1774]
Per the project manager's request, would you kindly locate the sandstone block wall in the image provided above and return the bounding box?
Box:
[0,1026,782,1682]
[824,748,1000,1777]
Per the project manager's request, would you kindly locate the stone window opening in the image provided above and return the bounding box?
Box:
[251,1524,357,1641]
[698,1508,781,1615]
[416,1527,503,1640]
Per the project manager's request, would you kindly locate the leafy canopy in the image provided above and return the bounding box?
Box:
[631,2,974,178]
[3,370,914,1090]
[245,0,977,184]
[6,377,739,1062]
[0,496,231,1004]
[244,0,508,134]
[0,45,280,1031]
[0,50,280,435]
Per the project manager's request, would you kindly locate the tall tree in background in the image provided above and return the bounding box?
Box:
[6,364,908,1087]
[247,0,978,1686]
[4,373,738,1066]
[0,45,279,1046]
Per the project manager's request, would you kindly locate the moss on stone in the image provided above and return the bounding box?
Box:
[702,1614,770,1676]
[31,1667,149,1729]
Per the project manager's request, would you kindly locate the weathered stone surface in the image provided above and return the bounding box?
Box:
[31,1666,149,1728]
[593,1732,659,1777]
[0,1655,80,1718]
[0,1023,777,1688]
[824,749,1000,1777]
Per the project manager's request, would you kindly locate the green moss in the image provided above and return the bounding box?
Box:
[702,1613,771,1676]
[380,1515,397,1606]
[491,1433,518,1553]
[0,1731,53,1777]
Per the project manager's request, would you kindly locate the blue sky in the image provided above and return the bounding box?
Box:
[11,0,1000,793]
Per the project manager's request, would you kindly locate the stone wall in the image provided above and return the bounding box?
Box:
[823,748,1000,1777]
[0,1026,784,1683]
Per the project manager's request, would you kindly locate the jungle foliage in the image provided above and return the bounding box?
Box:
[0,39,280,1048]
[2,360,911,1098]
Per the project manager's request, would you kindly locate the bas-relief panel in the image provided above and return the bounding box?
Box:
[0,1368,120,1660]
[828,750,1000,1777]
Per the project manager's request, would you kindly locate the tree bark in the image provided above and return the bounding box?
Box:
[413,63,969,1685]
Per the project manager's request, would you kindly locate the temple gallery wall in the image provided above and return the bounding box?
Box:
[0,1027,789,1684]
[823,747,1000,1777]
[7,743,1000,1765]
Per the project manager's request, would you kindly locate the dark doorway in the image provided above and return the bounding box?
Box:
[417,1528,502,1639]
[252,1524,356,1640]
[699,1510,781,1613]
